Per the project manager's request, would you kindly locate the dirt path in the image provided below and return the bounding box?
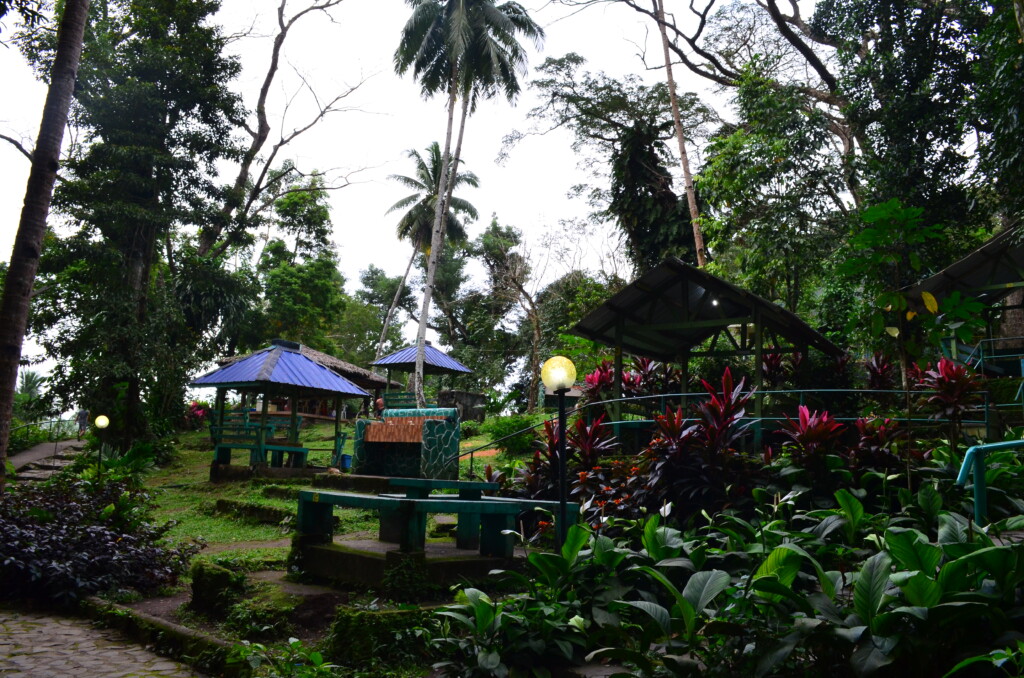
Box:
[464,448,498,458]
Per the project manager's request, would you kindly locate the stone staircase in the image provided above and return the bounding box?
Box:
[12,443,83,482]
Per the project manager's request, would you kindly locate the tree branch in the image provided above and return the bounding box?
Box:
[0,133,33,161]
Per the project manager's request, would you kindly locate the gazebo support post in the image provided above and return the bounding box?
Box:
[753,312,764,449]
[252,391,268,465]
[290,393,299,443]
[681,353,689,411]
[613,321,623,440]
[215,388,226,427]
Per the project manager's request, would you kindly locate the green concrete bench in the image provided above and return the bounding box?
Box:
[209,424,271,444]
[382,392,419,409]
[211,425,270,465]
[296,489,580,557]
[266,442,310,468]
[260,415,301,435]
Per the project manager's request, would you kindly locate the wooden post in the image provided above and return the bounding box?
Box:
[260,392,270,461]
[681,353,690,412]
[753,312,764,449]
[290,392,299,443]
[215,388,226,427]
[613,320,623,440]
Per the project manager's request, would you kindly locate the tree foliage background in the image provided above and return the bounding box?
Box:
[3,0,1024,437]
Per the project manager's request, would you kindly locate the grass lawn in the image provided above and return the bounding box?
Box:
[149,421,476,549]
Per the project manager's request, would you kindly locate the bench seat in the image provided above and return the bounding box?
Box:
[265,443,309,468]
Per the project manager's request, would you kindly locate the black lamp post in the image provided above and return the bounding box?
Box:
[541,356,576,547]
[94,414,109,481]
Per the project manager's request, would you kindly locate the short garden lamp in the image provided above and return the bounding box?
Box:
[93,415,110,479]
[541,356,576,547]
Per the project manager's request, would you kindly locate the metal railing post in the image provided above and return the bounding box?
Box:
[956,440,1024,526]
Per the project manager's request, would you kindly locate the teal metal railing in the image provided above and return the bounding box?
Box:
[455,388,994,476]
[956,439,1024,525]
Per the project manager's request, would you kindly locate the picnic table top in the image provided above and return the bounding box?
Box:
[298,489,524,514]
[387,478,499,491]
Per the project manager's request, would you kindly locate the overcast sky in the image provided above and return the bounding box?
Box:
[0,0,715,359]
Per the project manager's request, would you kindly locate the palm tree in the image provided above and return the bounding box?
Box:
[0,0,90,486]
[17,370,45,400]
[395,0,543,405]
[375,142,479,360]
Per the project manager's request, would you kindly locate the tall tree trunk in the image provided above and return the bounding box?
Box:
[441,94,471,246]
[0,0,90,489]
[654,0,706,266]
[518,290,542,413]
[375,247,417,361]
[414,73,460,406]
[120,216,159,449]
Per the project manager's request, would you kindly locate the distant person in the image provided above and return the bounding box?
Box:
[374,397,385,419]
[75,407,89,440]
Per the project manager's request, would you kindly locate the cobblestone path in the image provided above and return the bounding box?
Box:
[0,607,206,677]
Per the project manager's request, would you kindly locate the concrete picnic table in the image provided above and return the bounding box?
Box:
[296,479,580,557]
[385,478,499,549]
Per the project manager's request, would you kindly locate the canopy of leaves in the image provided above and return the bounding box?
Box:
[511,53,716,272]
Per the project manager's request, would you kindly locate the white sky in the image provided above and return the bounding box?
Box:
[0,0,714,363]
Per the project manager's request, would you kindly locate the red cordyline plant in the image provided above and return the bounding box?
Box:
[762,352,788,388]
[567,413,619,469]
[631,356,665,394]
[906,361,931,387]
[777,405,845,481]
[916,357,982,460]
[693,367,753,456]
[521,415,619,500]
[917,357,982,420]
[621,370,643,397]
[631,368,758,519]
[183,401,208,430]
[648,405,700,460]
[850,416,908,470]
[582,361,614,400]
[865,352,896,391]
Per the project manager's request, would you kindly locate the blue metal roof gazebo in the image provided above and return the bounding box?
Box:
[193,342,370,396]
[192,339,369,449]
[370,343,473,376]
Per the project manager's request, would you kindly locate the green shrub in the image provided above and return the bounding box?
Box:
[7,419,49,454]
[224,584,298,640]
[0,477,199,605]
[189,560,247,617]
[985,376,1023,405]
[460,420,482,438]
[324,607,432,667]
[481,414,537,457]
[228,638,338,677]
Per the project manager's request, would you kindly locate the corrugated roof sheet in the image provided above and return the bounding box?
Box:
[217,344,399,390]
[192,344,369,396]
[904,225,1024,307]
[371,344,473,375]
